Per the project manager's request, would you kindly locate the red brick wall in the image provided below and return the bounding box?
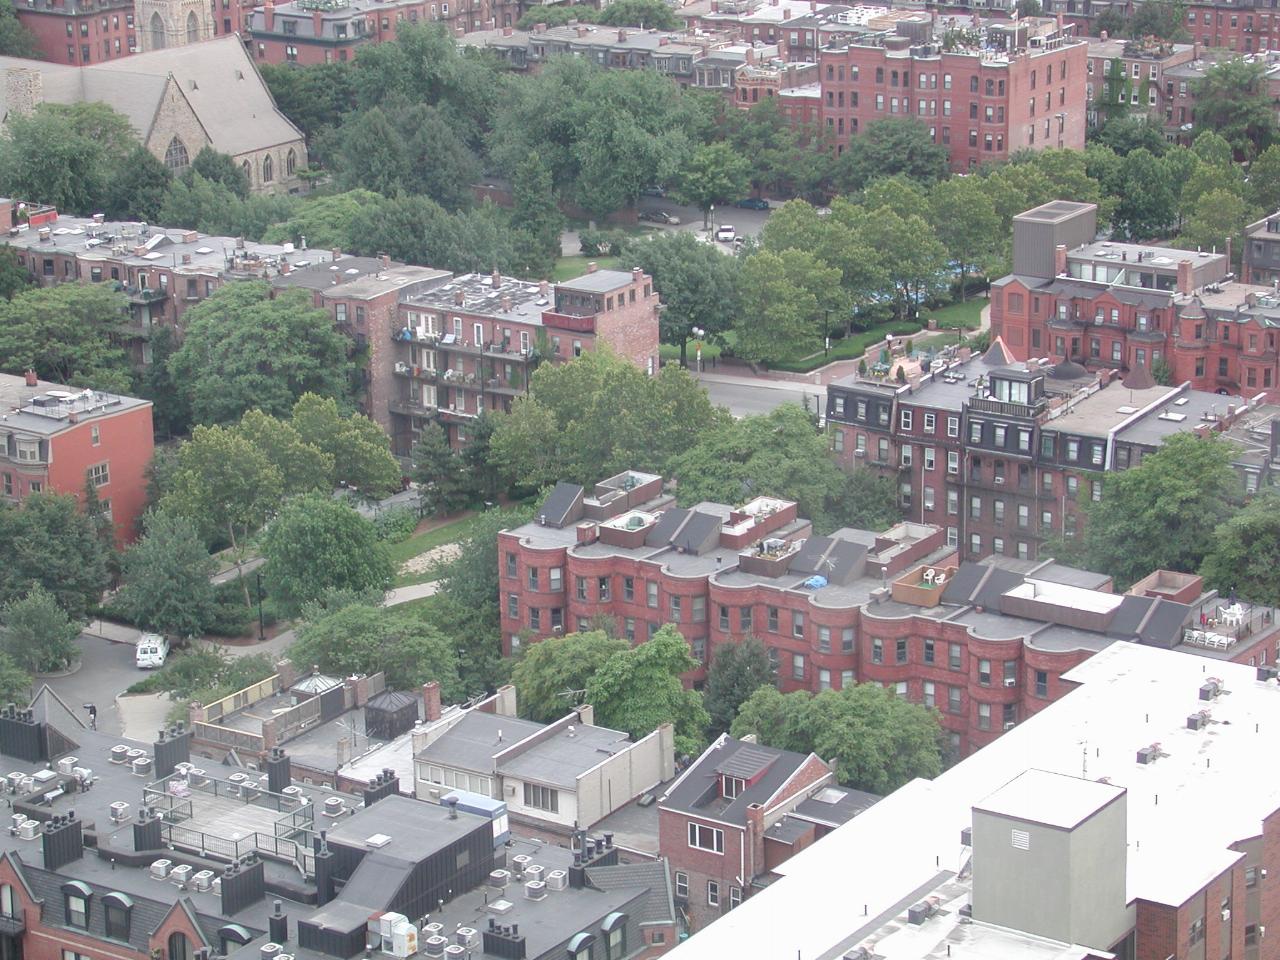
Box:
[17,7,136,64]
[584,268,661,375]
[47,403,154,547]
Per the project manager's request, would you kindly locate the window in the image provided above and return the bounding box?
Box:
[692,596,706,622]
[87,461,110,488]
[767,607,779,632]
[740,606,753,632]
[168,935,192,960]
[872,638,883,663]
[978,659,991,685]
[598,576,610,601]
[924,447,936,472]
[529,608,540,631]
[707,881,721,907]
[719,605,730,631]
[646,581,658,608]
[841,628,855,653]
[792,653,804,679]
[688,822,724,853]
[507,595,518,619]
[1190,918,1205,945]
[64,884,90,928]
[947,451,959,475]
[549,567,562,592]
[624,618,635,641]
[286,148,297,176]
[923,638,935,664]
[896,638,908,664]
[674,872,689,899]
[818,625,831,653]
[923,412,935,432]
[729,887,742,909]
[977,702,991,730]
[900,409,913,430]
[792,612,804,638]
[523,782,559,812]
[623,577,634,602]
[164,136,190,170]
[1246,866,1259,888]
[669,596,682,622]
[949,643,962,670]
[948,685,962,713]
[0,885,13,919]
[722,775,744,799]
[102,893,131,941]
[576,577,587,601]
[528,567,539,591]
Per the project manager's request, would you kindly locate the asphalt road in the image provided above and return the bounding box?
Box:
[40,633,141,738]
[697,374,820,418]
[560,198,773,256]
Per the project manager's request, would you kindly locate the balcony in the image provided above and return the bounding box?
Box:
[0,909,25,935]
[124,286,167,304]
[389,398,437,417]
[484,378,525,396]
[438,406,478,422]
[966,396,1046,418]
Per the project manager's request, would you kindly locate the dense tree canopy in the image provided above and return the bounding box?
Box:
[731,683,944,793]
[1194,58,1278,160]
[115,511,219,639]
[511,630,630,723]
[1200,495,1280,606]
[0,584,79,674]
[0,493,109,621]
[704,637,775,736]
[0,283,132,392]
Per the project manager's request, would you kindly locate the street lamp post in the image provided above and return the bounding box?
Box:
[691,326,706,373]
[708,204,715,235]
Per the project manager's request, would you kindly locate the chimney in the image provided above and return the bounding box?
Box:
[421,681,442,722]
[1054,243,1067,276]
[263,0,274,31]
[312,9,323,37]
[23,369,36,387]
[268,901,288,945]
[454,289,465,306]
[1178,259,1194,296]
[783,8,790,18]
[331,247,342,261]
[1099,28,1107,40]
[577,24,587,36]
[492,268,502,289]
[659,35,669,44]
[534,21,546,32]
[1226,236,1233,265]
[381,253,391,268]
[501,295,512,312]
[182,253,192,265]
[503,25,512,35]
[587,261,598,273]
[618,28,627,41]
[280,260,291,275]
[746,46,755,63]
[539,280,550,297]
[632,266,642,282]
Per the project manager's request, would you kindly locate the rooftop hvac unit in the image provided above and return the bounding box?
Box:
[211,878,221,897]
[277,955,295,960]
[488,870,510,888]
[524,881,547,901]
[126,748,146,762]
[323,797,346,817]
[57,757,78,775]
[150,859,173,880]
[488,899,514,915]
[379,913,407,940]
[443,947,466,959]
[423,937,448,959]
[545,870,568,891]
[17,820,38,840]
[74,767,92,784]
[511,854,531,876]
[131,757,153,777]
[6,773,23,793]
[169,865,193,886]
[175,762,194,776]
[259,944,281,960]
[907,901,933,925]
[389,921,418,958]
[19,778,33,795]
[188,768,208,786]
[423,922,445,939]
[192,870,215,892]
[524,864,544,883]
[456,927,478,948]
[9,814,23,832]
[109,801,130,823]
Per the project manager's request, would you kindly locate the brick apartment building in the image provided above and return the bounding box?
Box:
[826,340,1280,561]
[246,0,517,64]
[0,372,154,547]
[991,199,1280,399]
[14,0,137,64]
[498,470,1280,759]
[664,643,1280,960]
[1084,36,1196,130]
[810,17,1087,169]
[2,199,328,366]
[657,737,853,930]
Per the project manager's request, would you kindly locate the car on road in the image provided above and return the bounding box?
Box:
[135,633,169,669]
[735,197,770,210]
[715,225,737,242]
[639,209,681,225]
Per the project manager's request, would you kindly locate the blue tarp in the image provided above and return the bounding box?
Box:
[803,575,828,589]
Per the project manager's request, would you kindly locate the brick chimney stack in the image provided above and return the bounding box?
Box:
[263,0,274,31]
[1178,259,1194,296]
[1054,243,1067,276]
[422,681,442,722]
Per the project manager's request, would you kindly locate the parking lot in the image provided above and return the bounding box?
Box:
[635,195,774,249]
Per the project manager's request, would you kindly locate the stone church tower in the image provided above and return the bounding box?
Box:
[134,0,215,51]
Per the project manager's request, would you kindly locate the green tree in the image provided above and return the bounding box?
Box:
[103,144,172,222]
[115,511,219,639]
[260,60,359,148]
[189,147,251,199]
[168,281,353,425]
[236,409,333,497]
[0,492,109,620]
[510,151,565,279]
[1181,188,1252,262]
[140,327,190,440]
[511,630,630,723]
[0,283,131,392]
[291,603,463,698]
[490,351,728,490]
[1091,115,1168,157]
[0,2,40,57]
[289,393,401,499]
[585,626,710,756]
[930,175,1000,298]
[262,493,393,616]
[672,142,751,225]
[1112,147,1177,239]
[1077,434,1235,587]
[1151,355,1174,385]
[829,466,903,531]
[597,0,680,29]
[1193,57,1278,160]
[260,189,383,249]
[833,118,949,192]
[1199,494,1280,606]
[0,653,31,706]
[516,4,596,28]
[1248,143,1280,214]
[1015,0,1041,15]
[432,504,536,693]
[0,584,79,674]
[624,231,740,366]
[736,248,843,364]
[0,103,135,215]
[460,410,502,504]
[0,248,32,301]
[1129,0,1189,40]
[1191,129,1235,168]
[412,422,471,517]
[731,682,943,793]
[704,637,774,736]
[725,99,832,201]
[860,209,949,321]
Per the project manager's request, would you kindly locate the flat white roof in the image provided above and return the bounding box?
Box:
[974,769,1124,830]
[1006,579,1125,615]
[666,643,1280,959]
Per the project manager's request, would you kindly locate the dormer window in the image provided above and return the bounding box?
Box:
[601,912,628,959]
[722,776,744,799]
[102,892,132,941]
[62,881,91,929]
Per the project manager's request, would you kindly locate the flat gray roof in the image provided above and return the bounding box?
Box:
[556,268,636,294]
[415,712,543,773]
[500,724,632,789]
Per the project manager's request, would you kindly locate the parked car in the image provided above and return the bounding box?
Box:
[639,209,681,225]
[715,225,737,242]
[640,186,667,197]
[135,633,169,669]
[735,197,770,210]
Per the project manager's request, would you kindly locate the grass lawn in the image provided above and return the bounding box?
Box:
[923,298,985,330]
[552,255,624,282]
[658,330,737,364]
[768,319,923,373]
[386,511,484,586]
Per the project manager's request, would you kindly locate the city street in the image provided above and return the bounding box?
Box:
[40,631,141,738]
[695,370,820,418]
[560,197,774,257]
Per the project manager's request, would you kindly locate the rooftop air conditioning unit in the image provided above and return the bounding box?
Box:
[170,864,193,886]
[456,927,479,949]
[110,801,130,823]
[525,865,544,883]
[57,757,77,776]
[150,859,173,880]
[192,870,215,892]
[17,820,38,840]
[545,870,568,891]
[512,854,531,875]
[131,757,152,777]
[423,937,448,959]
[524,881,547,901]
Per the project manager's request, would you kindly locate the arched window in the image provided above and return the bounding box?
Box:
[149,11,166,48]
[601,913,628,960]
[185,11,199,42]
[241,160,252,185]
[168,932,192,960]
[164,136,189,171]
[102,892,132,941]
[285,148,296,176]
[262,154,273,183]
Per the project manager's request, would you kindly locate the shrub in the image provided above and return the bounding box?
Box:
[373,505,418,543]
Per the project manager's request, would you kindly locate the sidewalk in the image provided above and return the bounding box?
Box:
[83,619,141,645]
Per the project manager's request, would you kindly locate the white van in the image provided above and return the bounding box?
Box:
[135,633,169,669]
